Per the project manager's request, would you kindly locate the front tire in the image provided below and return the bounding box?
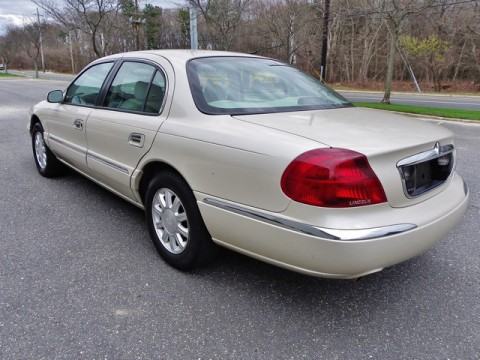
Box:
[145,172,218,270]
[31,123,64,177]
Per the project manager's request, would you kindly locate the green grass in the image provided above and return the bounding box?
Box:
[0,72,21,78]
[354,102,480,121]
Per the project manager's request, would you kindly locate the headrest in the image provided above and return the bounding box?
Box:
[134,81,149,100]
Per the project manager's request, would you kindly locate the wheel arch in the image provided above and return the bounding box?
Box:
[29,114,43,134]
[137,160,193,205]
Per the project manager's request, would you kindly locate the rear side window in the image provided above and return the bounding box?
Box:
[104,62,166,114]
[64,62,113,106]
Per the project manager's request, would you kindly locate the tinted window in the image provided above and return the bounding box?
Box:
[64,62,113,106]
[104,62,159,113]
[187,57,350,115]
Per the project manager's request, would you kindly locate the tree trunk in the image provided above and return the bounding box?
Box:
[452,40,466,81]
[432,66,442,92]
[382,27,397,104]
[34,59,39,79]
[91,29,101,58]
[350,19,355,82]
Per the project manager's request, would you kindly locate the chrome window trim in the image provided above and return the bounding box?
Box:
[397,143,455,199]
[98,58,169,116]
[203,198,417,241]
[62,60,116,108]
[61,58,169,117]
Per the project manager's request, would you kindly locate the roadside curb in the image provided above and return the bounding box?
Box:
[390,111,480,125]
[336,89,480,99]
[8,70,75,82]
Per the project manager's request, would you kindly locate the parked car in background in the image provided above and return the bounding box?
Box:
[0,64,5,71]
[28,50,469,278]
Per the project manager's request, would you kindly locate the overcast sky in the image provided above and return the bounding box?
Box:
[0,0,182,35]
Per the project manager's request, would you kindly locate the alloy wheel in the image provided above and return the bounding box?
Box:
[34,132,47,170]
[151,188,189,254]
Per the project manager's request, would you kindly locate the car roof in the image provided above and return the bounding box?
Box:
[100,49,265,65]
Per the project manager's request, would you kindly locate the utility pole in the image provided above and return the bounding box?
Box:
[135,0,140,50]
[36,8,46,73]
[68,31,75,74]
[320,0,330,81]
[130,0,145,51]
[189,7,198,50]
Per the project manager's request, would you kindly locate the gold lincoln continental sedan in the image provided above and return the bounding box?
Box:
[29,50,469,278]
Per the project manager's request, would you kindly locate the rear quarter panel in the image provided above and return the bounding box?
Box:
[136,114,321,212]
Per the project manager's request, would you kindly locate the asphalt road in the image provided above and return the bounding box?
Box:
[0,78,479,359]
[340,90,480,110]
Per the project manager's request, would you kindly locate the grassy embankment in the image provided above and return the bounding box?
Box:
[354,102,480,121]
[0,72,21,78]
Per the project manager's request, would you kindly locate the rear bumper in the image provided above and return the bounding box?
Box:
[197,176,469,279]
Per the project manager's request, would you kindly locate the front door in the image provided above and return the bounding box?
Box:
[46,62,114,172]
[85,60,168,198]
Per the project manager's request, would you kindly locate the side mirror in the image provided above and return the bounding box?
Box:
[47,90,64,103]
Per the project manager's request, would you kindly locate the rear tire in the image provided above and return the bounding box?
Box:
[145,171,218,270]
[31,122,65,177]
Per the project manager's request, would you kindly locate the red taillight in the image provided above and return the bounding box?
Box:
[281,148,387,208]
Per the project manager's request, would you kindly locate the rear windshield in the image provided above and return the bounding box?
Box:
[186,57,351,115]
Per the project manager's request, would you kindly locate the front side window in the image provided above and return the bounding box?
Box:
[104,62,166,113]
[64,62,113,106]
[187,57,351,115]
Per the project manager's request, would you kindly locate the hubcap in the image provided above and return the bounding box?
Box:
[34,132,47,170]
[151,188,189,254]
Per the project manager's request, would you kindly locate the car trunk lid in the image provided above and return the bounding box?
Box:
[233,107,455,207]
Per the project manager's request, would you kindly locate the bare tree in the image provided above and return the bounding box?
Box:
[0,0,475,92]
[189,0,251,50]
[0,28,18,73]
[21,23,42,78]
[32,0,119,58]
[374,0,438,103]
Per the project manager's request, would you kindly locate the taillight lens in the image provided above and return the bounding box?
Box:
[281,148,387,208]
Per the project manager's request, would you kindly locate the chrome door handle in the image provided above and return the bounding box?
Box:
[128,133,145,148]
[73,119,83,130]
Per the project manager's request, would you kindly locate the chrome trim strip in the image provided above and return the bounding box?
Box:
[397,143,455,199]
[48,134,85,155]
[397,143,454,167]
[203,198,417,241]
[204,198,339,240]
[321,223,417,241]
[87,152,130,175]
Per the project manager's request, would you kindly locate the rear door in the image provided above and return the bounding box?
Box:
[85,60,168,198]
[46,62,114,172]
